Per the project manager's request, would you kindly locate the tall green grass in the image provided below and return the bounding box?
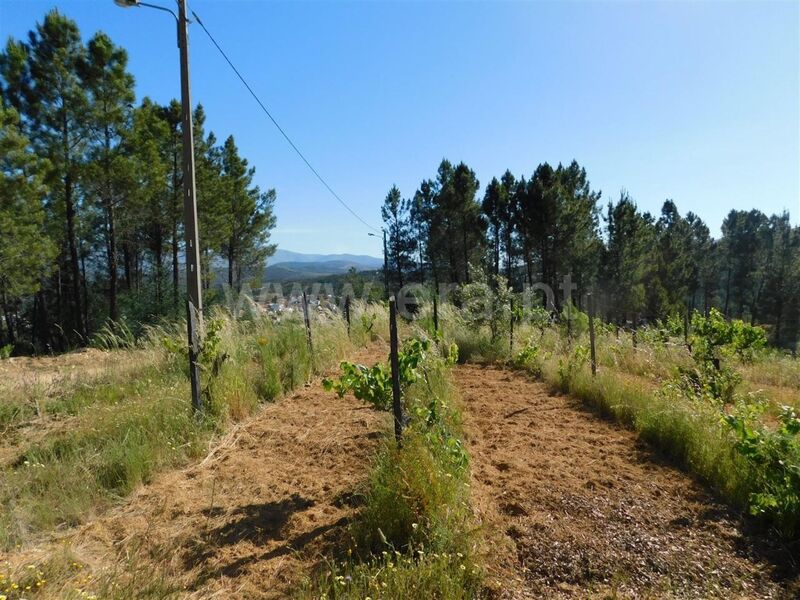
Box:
[0,305,370,551]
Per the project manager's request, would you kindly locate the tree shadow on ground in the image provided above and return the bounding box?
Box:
[183,493,314,568]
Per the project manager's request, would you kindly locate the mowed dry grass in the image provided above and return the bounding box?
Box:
[0,347,157,466]
[455,363,799,599]
[1,343,392,599]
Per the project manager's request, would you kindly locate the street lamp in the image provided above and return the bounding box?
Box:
[368,229,389,297]
[115,0,204,412]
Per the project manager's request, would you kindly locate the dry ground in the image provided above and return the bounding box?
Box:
[5,348,799,599]
[456,363,799,600]
[2,343,390,599]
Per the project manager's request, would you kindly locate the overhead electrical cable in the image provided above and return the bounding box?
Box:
[191,9,380,232]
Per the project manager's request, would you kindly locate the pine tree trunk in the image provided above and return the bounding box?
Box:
[107,200,118,322]
[81,249,89,333]
[155,224,163,307]
[123,242,132,291]
[228,241,235,290]
[462,219,470,284]
[1,294,15,344]
[56,265,63,334]
[723,261,732,317]
[104,125,119,323]
[64,171,85,341]
[418,243,424,284]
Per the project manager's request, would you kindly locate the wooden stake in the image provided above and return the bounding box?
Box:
[509,297,515,354]
[302,291,313,354]
[389,297,403,445]
[588,292,597,377]
[567,300,572,341]
[344,295,351,338]
[684,305,690,348]
[433,292,439,335]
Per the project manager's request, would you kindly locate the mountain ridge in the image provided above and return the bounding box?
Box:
[270,249,382,267]
[264,249,382,281]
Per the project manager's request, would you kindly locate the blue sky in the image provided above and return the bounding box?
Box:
[2,0,798,257]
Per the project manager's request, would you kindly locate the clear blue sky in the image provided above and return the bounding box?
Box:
[2,0,798,257]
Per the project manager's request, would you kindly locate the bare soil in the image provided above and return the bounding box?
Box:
[456,363,799,600]
[4,343,390,598]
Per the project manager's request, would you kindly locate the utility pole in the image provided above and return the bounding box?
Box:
[177,0,204,412]
[115,0,204,411]
[369,229,390,298]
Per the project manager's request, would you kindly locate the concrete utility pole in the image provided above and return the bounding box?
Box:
[177,0,203,412]
[368,229,390,297]
[114,0,203,412]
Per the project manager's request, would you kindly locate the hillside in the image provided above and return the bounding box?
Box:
[264,250,382,281]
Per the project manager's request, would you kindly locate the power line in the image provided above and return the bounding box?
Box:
[190,9,380,233]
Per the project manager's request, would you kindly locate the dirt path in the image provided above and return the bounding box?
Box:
[456,364,798,600]
[11,343,390,598]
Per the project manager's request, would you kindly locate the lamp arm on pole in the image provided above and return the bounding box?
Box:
[138,2,178,20]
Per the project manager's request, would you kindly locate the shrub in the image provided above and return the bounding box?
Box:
[513,339,544,378]
[457,272,512,342]
[724,402,800,536]
[691,308,767,363]
[559,301,589,338]
[557,344,589,389]
[322,337,431,411]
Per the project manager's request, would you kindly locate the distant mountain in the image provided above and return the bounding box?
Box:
[270,249,382,268]
[265,250,382,281]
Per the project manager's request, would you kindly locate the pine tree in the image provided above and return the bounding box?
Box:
[451,162,485,283]
[410,180,434,283]
[603,192,653,323]
[685,212,716,313]
[158,99,183,310]
[381,185,416,290]
[127,99,171,310]
[649,200,694,317]
[498,170,518,284]
[0,100,56,345]
[3,10,90,341]
[555,161,602,305]
[81,32,135,322]
[482,177,504,278]
[218,136,276,292]
[760,214,799,344]
[719,209,769,319]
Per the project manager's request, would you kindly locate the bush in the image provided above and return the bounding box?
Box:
[559,301,589,338]
[513,339,544,378]
[457,272,512,342]
[724,402,800,536]
[691,308,767,363]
